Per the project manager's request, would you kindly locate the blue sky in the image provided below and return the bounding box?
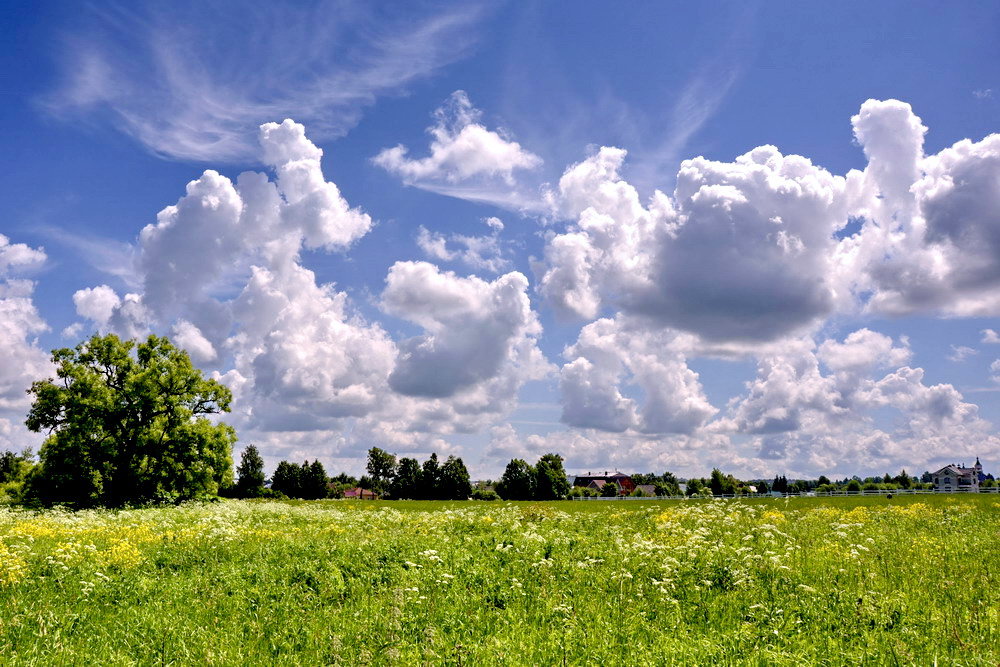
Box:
[1,0,998,480]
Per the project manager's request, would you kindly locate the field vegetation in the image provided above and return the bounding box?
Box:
[1,494,997,664]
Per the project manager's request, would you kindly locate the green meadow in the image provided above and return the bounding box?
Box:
[1,495,997,665]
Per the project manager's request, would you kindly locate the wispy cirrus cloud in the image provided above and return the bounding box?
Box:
[42,1,487,162]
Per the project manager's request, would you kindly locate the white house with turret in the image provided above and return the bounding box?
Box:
[932,458,983,492]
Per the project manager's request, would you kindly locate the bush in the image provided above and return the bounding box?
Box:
[471,489,500,501]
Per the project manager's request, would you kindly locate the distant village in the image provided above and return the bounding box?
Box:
[566,458,995,498]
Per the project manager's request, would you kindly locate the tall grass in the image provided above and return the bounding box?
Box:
[1,495,997,664]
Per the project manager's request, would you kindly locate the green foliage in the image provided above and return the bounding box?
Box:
[534,453,570,500]
[495,459,535,500]
[302,460,329,500]
[570,485,599,498]
[365,447,397,496]
[271,461,302,498]
[23,334,235,506]
[235,445,266,498]
[420,453,442,500]
[438,456,472,500]
[845,479,863,493]
[600,482,619,497]
[390,457,422,499]
[270,460,329,499]
[470,488,500,501]
[2,495,997,663]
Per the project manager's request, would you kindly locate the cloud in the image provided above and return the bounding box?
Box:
[374,91,543,208]
[717,328,998,474]
[947,345,978,363]
[991,359,1000,384]
[64,119,550,460]
[983,329,1000,344]
[0,235,46,275]
[536,142,850,341]
[535,99,1000,347]
[72,285,121,326]
[0,237,52,452]
[171,320,217,365]
[851,101,1000,316]
[382,261,546,398]
[43,1,485,162]
[559,316,716,434]
[415,219,509,273]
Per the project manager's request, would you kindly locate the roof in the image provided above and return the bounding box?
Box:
[933,465,977,476]
[343,487,377,497]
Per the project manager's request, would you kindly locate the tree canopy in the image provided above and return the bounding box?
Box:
[495,459,535,500]
[24,334,236,506]
[235,445,266,498]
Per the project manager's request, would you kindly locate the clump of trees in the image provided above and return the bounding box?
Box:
[370,448,474,500]
[271,460,330,500]
[494,454,570,500]
[22,334,236,506]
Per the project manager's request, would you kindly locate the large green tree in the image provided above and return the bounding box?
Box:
[534,453,570,500]
[439,455,472,500]
[271,460,302,498]
[24,334,236,506]
[366,447,397,496]
[390,457,422,499]
[495,458,536,500]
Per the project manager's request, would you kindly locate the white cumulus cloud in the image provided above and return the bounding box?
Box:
[374,91,542,208]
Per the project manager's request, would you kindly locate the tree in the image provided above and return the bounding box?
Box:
[601,482,619,497]
[299,460,329,500]
[534,453,570,500]
[24,334,235,506]
[710,468,725,495]
[686,478,704,497]
[235,445,266,498]
[495,459,535,500]
[845,479,863,493]
[420,453,442,499]
[654,481,681,497]
[271,460,302,498]
[439,456,472,500]
[390,457,422,499]
[366,447,397,496]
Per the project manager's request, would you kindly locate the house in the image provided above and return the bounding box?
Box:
[932,459,983,493]
[634,484,657,496]
[343,487,378,499]
[573,472,636,495]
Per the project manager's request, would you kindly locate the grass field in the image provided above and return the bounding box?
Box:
[1,495,997,665]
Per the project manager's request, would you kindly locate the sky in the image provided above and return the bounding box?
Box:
[1,0,999,481]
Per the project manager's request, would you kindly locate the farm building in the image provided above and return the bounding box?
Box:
[932,459,983,492]
[572,472,635,495]
[343,487,378,499]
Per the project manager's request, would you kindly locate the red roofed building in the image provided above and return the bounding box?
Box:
[572,472,635,495]
[343,487,378,499]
